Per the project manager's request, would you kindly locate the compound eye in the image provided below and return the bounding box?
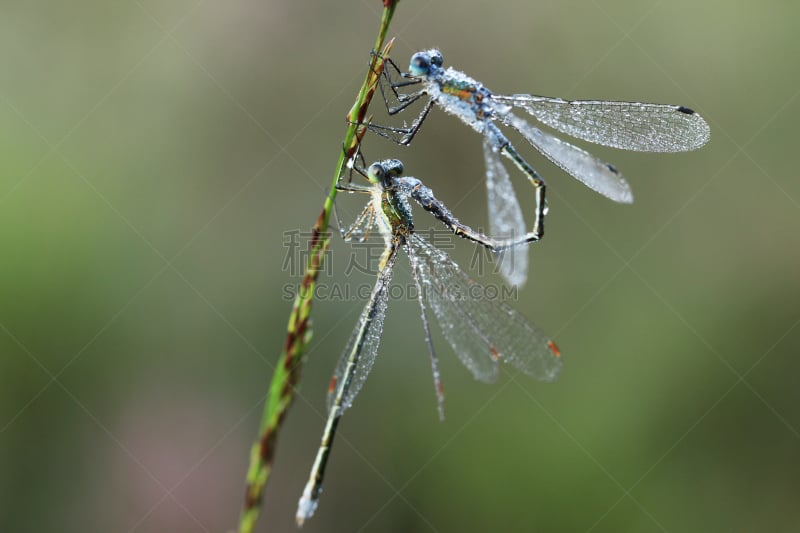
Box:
[409,52,431,76]
[386,159,404,176]
[367,162,385,183]
[430,50,443,67]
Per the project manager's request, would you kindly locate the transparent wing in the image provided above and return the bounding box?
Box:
[409,234,561,383]
[338,202,375,243]
[501,112,634,204]
[326,247,397,413]
[483,133,528,288]
[494,94,710,152]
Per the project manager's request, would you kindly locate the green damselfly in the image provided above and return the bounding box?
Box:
[296,157,562,524]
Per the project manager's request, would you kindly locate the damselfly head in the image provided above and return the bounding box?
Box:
[408,49,443,77]
[367,159,404,185]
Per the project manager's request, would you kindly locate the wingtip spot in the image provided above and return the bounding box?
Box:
[547,340,561,358]
[677,106,695,115]
[489,346,501,362]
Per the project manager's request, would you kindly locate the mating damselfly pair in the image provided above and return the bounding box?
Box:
[296,49,710,523]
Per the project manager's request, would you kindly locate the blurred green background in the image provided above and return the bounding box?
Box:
[1,1,798,532]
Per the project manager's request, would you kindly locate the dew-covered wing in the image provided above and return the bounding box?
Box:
[483,133,528,288]
[326,248,397,413]
[494,94,710,152]
[409,234,561,383]
[501,112,634,204]
[339,202,376,243]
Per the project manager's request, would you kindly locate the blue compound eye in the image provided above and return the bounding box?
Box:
[385,159,404,177]
[409,52,431,76]
[430,50,443,67]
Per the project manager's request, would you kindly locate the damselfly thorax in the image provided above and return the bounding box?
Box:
[428,68,498,130]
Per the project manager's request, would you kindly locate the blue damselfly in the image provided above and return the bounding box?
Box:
[372,49,711,287]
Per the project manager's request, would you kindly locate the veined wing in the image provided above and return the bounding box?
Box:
[326,246,397,414]
[409,234,561,382]
[502,112,634,204]
[338,202,375,243]
[494,94,710,152]
[483,133,528,288]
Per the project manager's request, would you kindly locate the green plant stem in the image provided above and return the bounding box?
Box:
[238,3,398,532]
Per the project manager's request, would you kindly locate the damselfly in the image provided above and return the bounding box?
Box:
[372,49,711,287]
[296,157,562,524]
